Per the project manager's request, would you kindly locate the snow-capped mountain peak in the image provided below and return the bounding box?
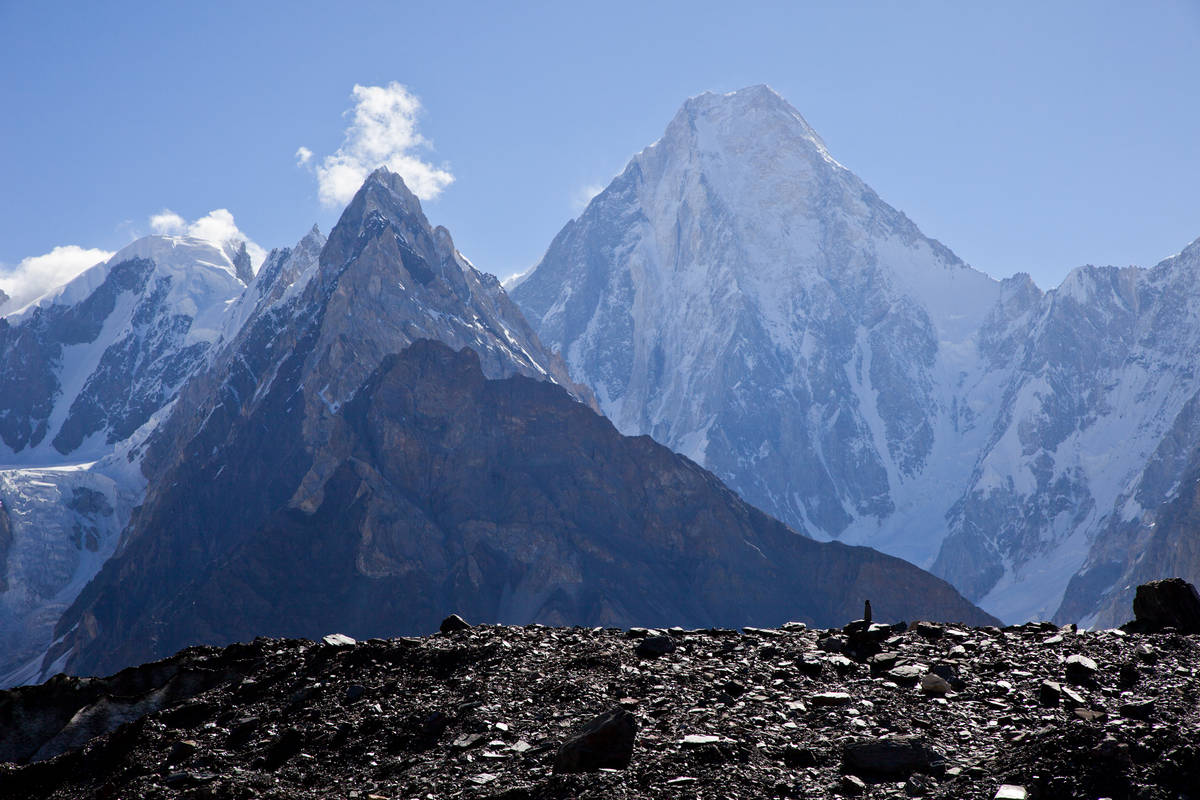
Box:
[515,86,1200,628]
[516,88,1002,555]
[671,84,835,163]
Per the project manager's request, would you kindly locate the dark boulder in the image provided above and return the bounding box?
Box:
[635,636,676,658]
[1126,578,1200,633]
[554,708,637,772]
[843,735,941,776]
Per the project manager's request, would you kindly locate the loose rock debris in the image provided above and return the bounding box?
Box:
[2,617,1199,799]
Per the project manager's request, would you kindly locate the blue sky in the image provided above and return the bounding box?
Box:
[2,1,1198,298]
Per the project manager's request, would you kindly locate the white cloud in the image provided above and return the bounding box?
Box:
[302,82,454,207]
[295,146,313,166]
[149,209,186,235]
[572,183,606,214]
[0,245,114,311]
[0,206,268,315]
[150,208,268,271]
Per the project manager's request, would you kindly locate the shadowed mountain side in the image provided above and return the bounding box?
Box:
[56,340,995,677]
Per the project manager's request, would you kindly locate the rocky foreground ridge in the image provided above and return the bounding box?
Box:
[2,580,1199,800]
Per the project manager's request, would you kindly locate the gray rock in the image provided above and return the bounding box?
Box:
[869,652,900,673]
[818,635,846,654]
[1065,653,1098,684]
[919,673,952,695]
[843,734,941,776]
[1119,697,1154,721]
[842,774,867,795]
[439,614,471,634]
[554,708,637,772]
[905,773,935,796]
[810,691,852,707]
[887,664,927,687]
[994,786,1028,800]
[1061,686,1087,710]
[634,635,676,658]
[453,733,484,750]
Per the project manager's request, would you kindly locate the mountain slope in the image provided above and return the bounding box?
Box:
[0,236,254,684]
[514,86,1005,579]
[1047,238,1200,626]
[0,237,247,462]
[56,339,995,678]
[45,170,992,679]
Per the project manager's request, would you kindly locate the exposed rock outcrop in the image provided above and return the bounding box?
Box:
[1124,577,1200,633]
[54,339,994,678]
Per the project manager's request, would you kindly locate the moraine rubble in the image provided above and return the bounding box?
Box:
[2,584,1200,799]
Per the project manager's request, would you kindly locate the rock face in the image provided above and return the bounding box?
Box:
[52,336,994,678]
[3,604,1199,799]
[513,84,1200,626]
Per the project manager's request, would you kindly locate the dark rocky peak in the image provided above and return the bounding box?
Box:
[1050,263,1145,315]
[316,168,473,308]
[323,170,435,271]
[997,272,1044,307]
[290,168,581,409]
[51,336,992,679]
[235,225,325,318]
[977,273,1045,369]
[0,257,155,452]
[0,288,9,311]
[230,241,254,285]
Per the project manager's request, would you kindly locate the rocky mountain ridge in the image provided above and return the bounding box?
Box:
[50,332,991,679]
[0,167,604,687]
[38,168,604,680]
